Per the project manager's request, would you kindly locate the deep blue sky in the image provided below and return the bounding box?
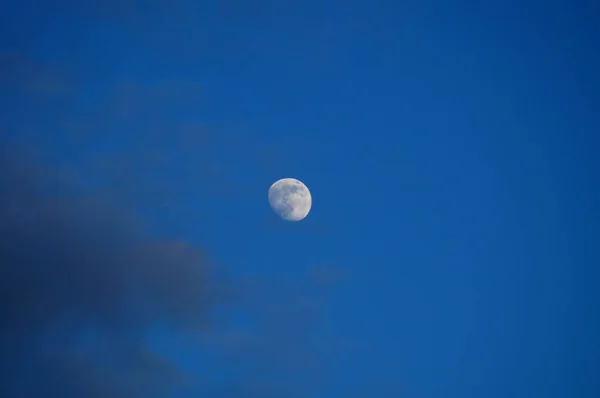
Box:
[1,0,599,397]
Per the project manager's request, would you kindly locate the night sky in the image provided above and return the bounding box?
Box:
[1,1,599,397]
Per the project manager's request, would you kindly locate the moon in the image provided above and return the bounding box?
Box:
[268,178,312,222]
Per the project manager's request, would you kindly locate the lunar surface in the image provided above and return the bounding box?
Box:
[268,178,312,221]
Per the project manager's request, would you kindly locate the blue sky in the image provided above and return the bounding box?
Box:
[1,1,599,397]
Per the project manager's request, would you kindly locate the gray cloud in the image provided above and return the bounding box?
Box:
[0,141,223,397]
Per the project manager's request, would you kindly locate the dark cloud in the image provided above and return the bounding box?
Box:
[0,141,223,397]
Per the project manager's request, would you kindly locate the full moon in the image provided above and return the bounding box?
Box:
[268,178,312,221]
